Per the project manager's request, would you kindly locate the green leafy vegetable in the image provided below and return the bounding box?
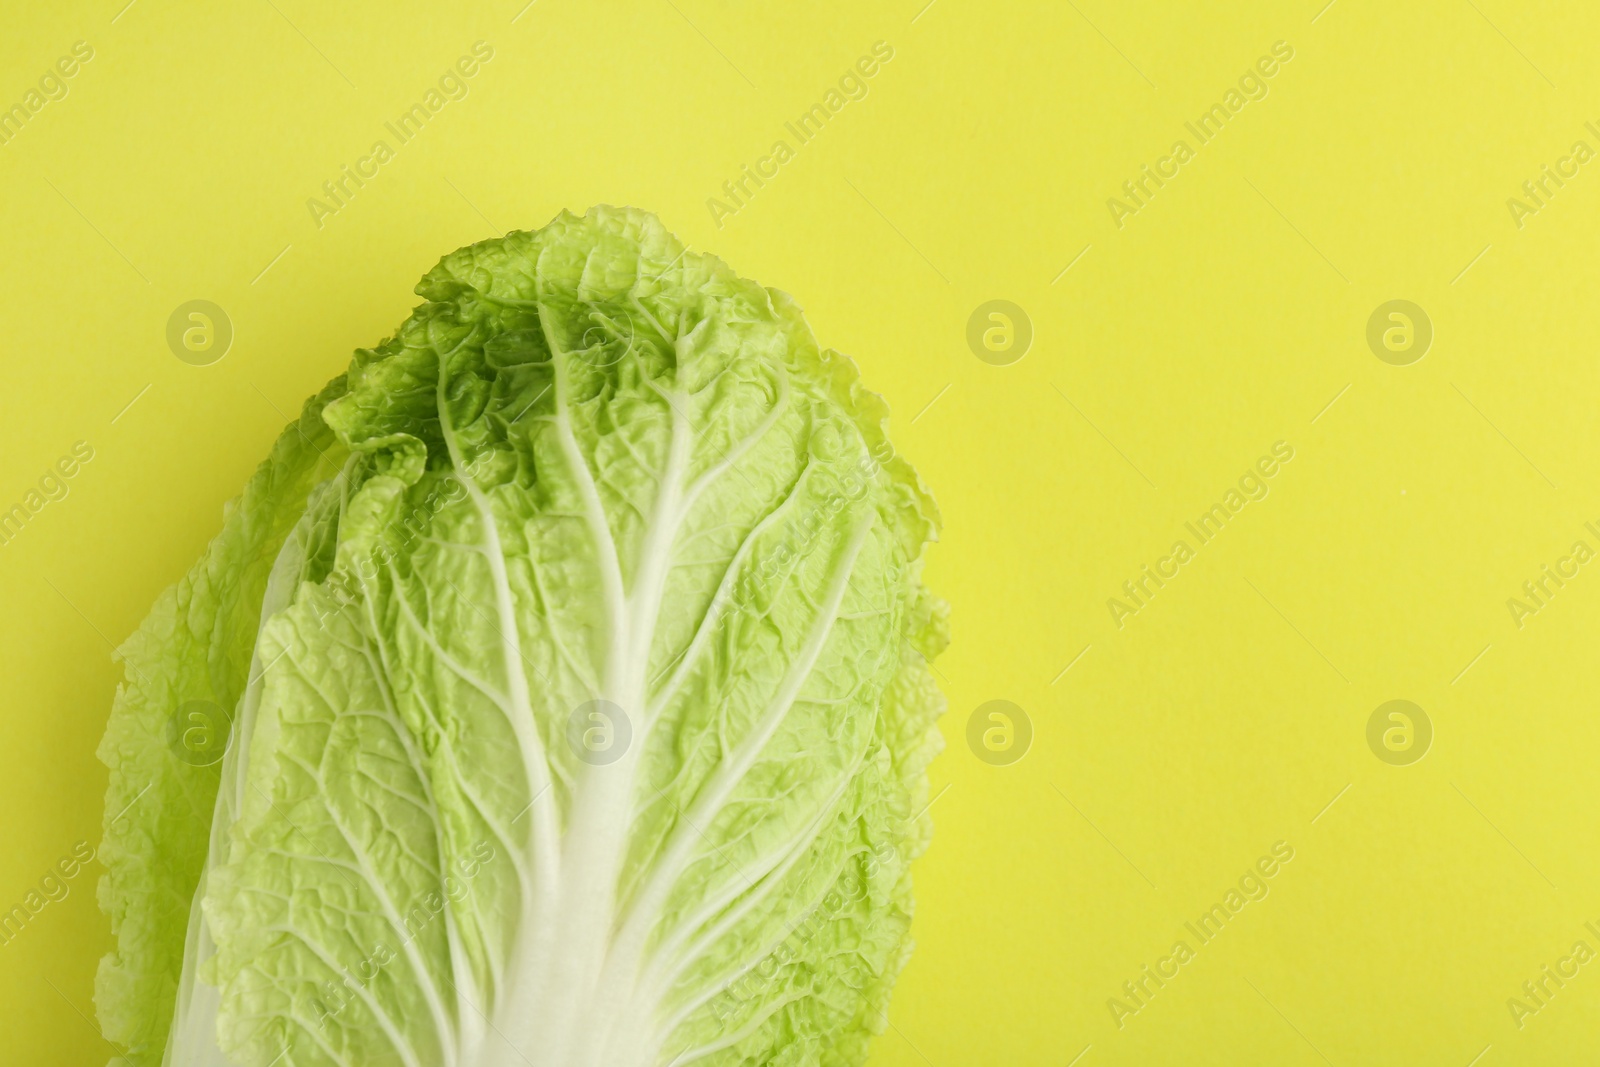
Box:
[97,206,946,1067]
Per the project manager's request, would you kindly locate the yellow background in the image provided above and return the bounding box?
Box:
[3,0,1599,1063]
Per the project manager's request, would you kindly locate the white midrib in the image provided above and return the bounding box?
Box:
[449,313,847,1067]
[497,398,693,1066]
[481,303,692,1067]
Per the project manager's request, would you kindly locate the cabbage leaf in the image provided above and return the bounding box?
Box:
[97,207,946,1067]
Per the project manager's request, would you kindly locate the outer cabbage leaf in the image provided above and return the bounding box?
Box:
[95,381,349,1065]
